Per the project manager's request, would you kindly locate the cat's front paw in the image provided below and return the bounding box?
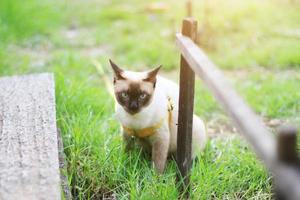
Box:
[152,159,166,174]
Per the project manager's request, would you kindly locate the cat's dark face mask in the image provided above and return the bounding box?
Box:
[109,59,161,115]
[116,83,152,115]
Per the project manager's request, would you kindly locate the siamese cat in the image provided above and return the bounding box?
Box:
[109,59,206,173]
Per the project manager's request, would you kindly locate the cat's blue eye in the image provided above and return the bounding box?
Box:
[121,92,128,98]
[139,93,147,99]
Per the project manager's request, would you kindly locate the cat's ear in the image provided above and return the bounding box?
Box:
[109,59,125,81]
[143,65,161,86]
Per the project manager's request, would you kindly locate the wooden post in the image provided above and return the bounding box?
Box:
[176,18,197,195]
[186,0,192,17]
[277,125,298,163]
[274,125,299,200]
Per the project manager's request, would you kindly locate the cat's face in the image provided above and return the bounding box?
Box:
[109,59,161,115]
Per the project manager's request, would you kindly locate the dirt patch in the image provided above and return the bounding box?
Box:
[207,114,288,138]
[62,26,99,47]
[273,28,300,39]
[224,67,300,80]
[9,25,113,71]
[207,116,238,138]
[81,45,112,58]
[62,25,112,58]
[7,44,51,69]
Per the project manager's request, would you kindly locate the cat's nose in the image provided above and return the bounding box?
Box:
[129,101,138,110]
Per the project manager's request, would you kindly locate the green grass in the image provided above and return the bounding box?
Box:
[56,71,272,199]
[0,0,299,199]
[0,0,64,43]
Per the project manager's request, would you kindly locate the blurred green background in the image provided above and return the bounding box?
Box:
[0,0,299,199]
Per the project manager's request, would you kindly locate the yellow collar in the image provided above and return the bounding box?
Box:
[122,96,173,138]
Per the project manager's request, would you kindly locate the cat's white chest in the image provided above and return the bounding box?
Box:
[115,105,154,129]
[115,84,169,130]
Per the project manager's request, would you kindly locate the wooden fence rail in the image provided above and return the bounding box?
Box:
[176,18,300,199]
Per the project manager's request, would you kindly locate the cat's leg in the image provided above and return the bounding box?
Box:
[123,132,134,152]
[151,128,170,173]
[136,138,151,154]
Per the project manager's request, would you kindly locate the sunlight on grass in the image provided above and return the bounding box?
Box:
[0,0,299,198]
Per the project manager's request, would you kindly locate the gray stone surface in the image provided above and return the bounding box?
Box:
[0,73,60,200]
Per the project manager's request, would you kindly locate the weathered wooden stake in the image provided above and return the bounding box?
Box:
[176,18,197,195]
[274,125,299,200]
[277,125,298,163]
[186,0,193,17]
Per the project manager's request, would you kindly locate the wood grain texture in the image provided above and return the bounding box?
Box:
[176,18,197,191]
[0,73,60,200]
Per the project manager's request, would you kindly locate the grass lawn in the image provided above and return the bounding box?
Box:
[0,0,299,199]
